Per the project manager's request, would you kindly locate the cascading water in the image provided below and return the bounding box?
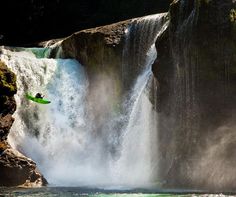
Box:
[0,13,168,188]
[111,44,159,187]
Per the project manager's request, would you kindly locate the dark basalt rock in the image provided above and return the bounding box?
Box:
[153,0,236,191]
[58,20,132,135]
[0,61,47,187]
[60,19,131,64]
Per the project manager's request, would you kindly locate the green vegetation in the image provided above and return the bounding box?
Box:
[0,61,17,95]
[230,9,236,23]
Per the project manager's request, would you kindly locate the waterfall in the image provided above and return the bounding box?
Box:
[122,13,168,92]
[0,13,168,188]
[111,44,159,188]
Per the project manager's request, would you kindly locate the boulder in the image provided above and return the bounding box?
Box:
[60,19,131,74]
[0,142,47,187]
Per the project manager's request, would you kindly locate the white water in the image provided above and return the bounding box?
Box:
[111,44,159,187]
[0,13,167,188]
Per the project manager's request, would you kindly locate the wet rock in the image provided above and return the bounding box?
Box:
[0,146,47,187]
[58,20,133,134]
[0,61,47,187]
[153,0,236,191]
[0,114,14,141]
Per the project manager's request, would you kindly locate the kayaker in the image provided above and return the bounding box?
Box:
[35,93,44,99]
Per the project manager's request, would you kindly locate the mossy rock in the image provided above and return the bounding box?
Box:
[0,61,17,95]
[230,8,236,23]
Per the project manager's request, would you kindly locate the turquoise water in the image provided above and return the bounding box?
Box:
[2,187,230,197]
[25,47,52,58]
[0,187,199,197]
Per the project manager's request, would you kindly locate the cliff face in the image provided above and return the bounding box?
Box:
[0,61,16,144]
[59,13,168,97]
[60,21,131,131]
[154,0,236,191]
[0,61,47,187]
[59,14,169,136]
[61,19,130,79]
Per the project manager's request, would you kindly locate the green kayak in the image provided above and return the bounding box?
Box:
[25,93,51,104]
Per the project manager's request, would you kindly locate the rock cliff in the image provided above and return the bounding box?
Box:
[153,0,236,191]
[57,14,168,136]
[60,19,130,81]
[59,20,132,134]
[0,61,47,187]
[44,1,236,190]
